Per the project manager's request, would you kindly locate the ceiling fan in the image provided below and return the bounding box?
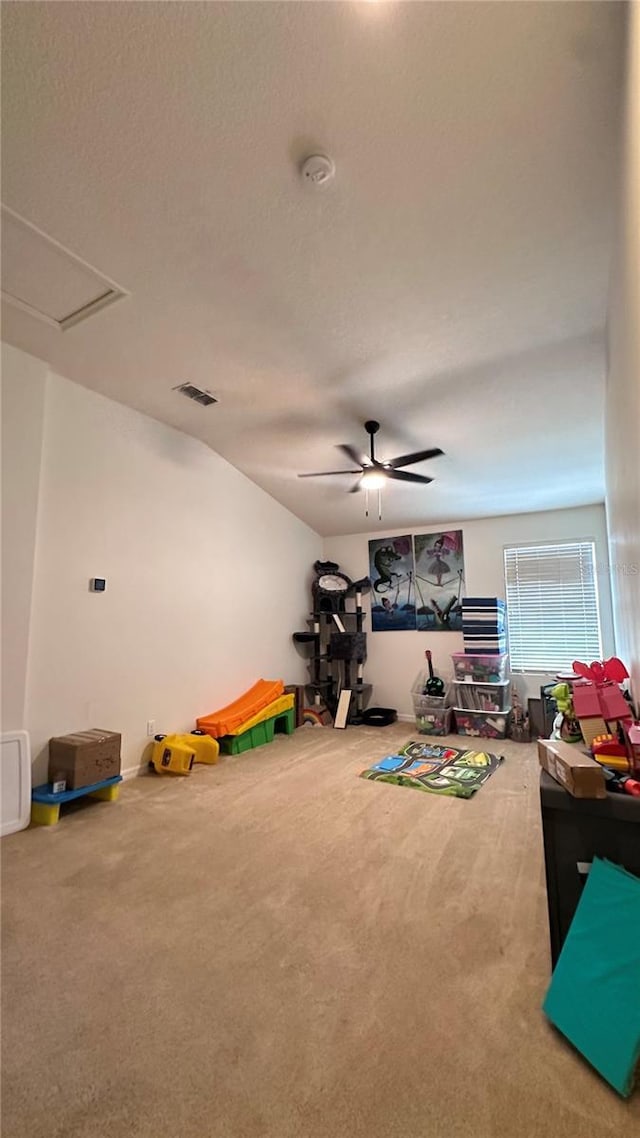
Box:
[298,420,444,494]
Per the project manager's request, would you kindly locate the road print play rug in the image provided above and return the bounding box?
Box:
[360,741,504,798]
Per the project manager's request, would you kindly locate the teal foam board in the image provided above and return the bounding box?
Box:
[543,858,640,1097]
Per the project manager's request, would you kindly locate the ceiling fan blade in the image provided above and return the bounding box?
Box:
[386,447,444,469]
[297,469,362,478]
[385,469,434,485]
[338,443,369,467]
[348,480,362,493]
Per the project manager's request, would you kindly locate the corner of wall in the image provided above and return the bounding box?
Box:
[605,3,640,707]
[1,343,50,732]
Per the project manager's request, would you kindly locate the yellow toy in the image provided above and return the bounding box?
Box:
[188,732,220,764]
[591,734,631,773]
[150,732,219,776]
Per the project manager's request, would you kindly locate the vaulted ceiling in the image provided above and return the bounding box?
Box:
[1,1,625,535]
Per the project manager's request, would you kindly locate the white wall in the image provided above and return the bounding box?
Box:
[1,344,48,731]
[8,359,320,781]
[606,1,640,708]
[324,505,615,719]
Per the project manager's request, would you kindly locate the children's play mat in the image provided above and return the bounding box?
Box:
[360,741,504,798]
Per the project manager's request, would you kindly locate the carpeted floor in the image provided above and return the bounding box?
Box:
[2,727,637,1137]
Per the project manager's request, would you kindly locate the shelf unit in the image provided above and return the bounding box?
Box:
[293,585,371,725]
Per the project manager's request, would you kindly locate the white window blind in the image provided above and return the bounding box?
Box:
[503,541,602,673]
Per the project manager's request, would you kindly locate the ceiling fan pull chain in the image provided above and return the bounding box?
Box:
[378,488,382,521]
[365,488,370,517]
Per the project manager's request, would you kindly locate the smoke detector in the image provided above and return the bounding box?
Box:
[300,154,335,188]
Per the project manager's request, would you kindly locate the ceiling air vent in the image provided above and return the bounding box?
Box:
[1,204,128,330]
[174,383,218,407]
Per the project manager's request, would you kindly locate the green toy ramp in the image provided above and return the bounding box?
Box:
[543,857,640,1097]
[220,708,295,756]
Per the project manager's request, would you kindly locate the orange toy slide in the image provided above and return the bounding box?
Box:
[197,679,284,738]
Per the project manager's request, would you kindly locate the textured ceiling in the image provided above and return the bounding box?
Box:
[1,1,625,535]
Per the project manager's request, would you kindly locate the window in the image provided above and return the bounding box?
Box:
[503,541,602,673]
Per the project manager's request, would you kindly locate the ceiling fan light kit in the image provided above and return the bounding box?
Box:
[360,469,386,490]
[298,420,444,519]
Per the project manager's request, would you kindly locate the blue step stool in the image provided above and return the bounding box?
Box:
[31,775,123,826]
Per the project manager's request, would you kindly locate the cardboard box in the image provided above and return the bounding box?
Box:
[537,738,606,799]
[48,729,121,790]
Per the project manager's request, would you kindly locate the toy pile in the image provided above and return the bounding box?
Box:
[149,679,297,775]
[551,657,640,796]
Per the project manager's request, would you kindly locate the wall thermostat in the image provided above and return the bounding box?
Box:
[90,578,106,592]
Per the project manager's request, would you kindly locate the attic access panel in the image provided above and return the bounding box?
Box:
[1,205,127,329]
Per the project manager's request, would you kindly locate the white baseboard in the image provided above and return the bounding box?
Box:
[121,762,148,781]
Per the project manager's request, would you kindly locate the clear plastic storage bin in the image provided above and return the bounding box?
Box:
[413,699,453,736]
[411,671,451,736]
[453,708,510,740]
[452,653,508,683]
[452,680,511,712]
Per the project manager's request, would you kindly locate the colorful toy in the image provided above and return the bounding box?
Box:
[196,683,297,756]
[549,682,582,743]
[219,704,295,755]
[197,679,284,738]
[151,736,196,775]
[188,731,220,764]
[150,732,220,776]
[572,657,629,684]
[555,657,633,748]
[423,650,445,697]
[571,658,631,725]
[224,693,294,736]
[591,720,640,776]
[602,767,640,796]
[302,703,333,727]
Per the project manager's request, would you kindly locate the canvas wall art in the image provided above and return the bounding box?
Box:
[414,530,465,631]
[368,535,416,631]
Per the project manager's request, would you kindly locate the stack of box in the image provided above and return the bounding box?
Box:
[462,597,507,655]
[451,598,511,738]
